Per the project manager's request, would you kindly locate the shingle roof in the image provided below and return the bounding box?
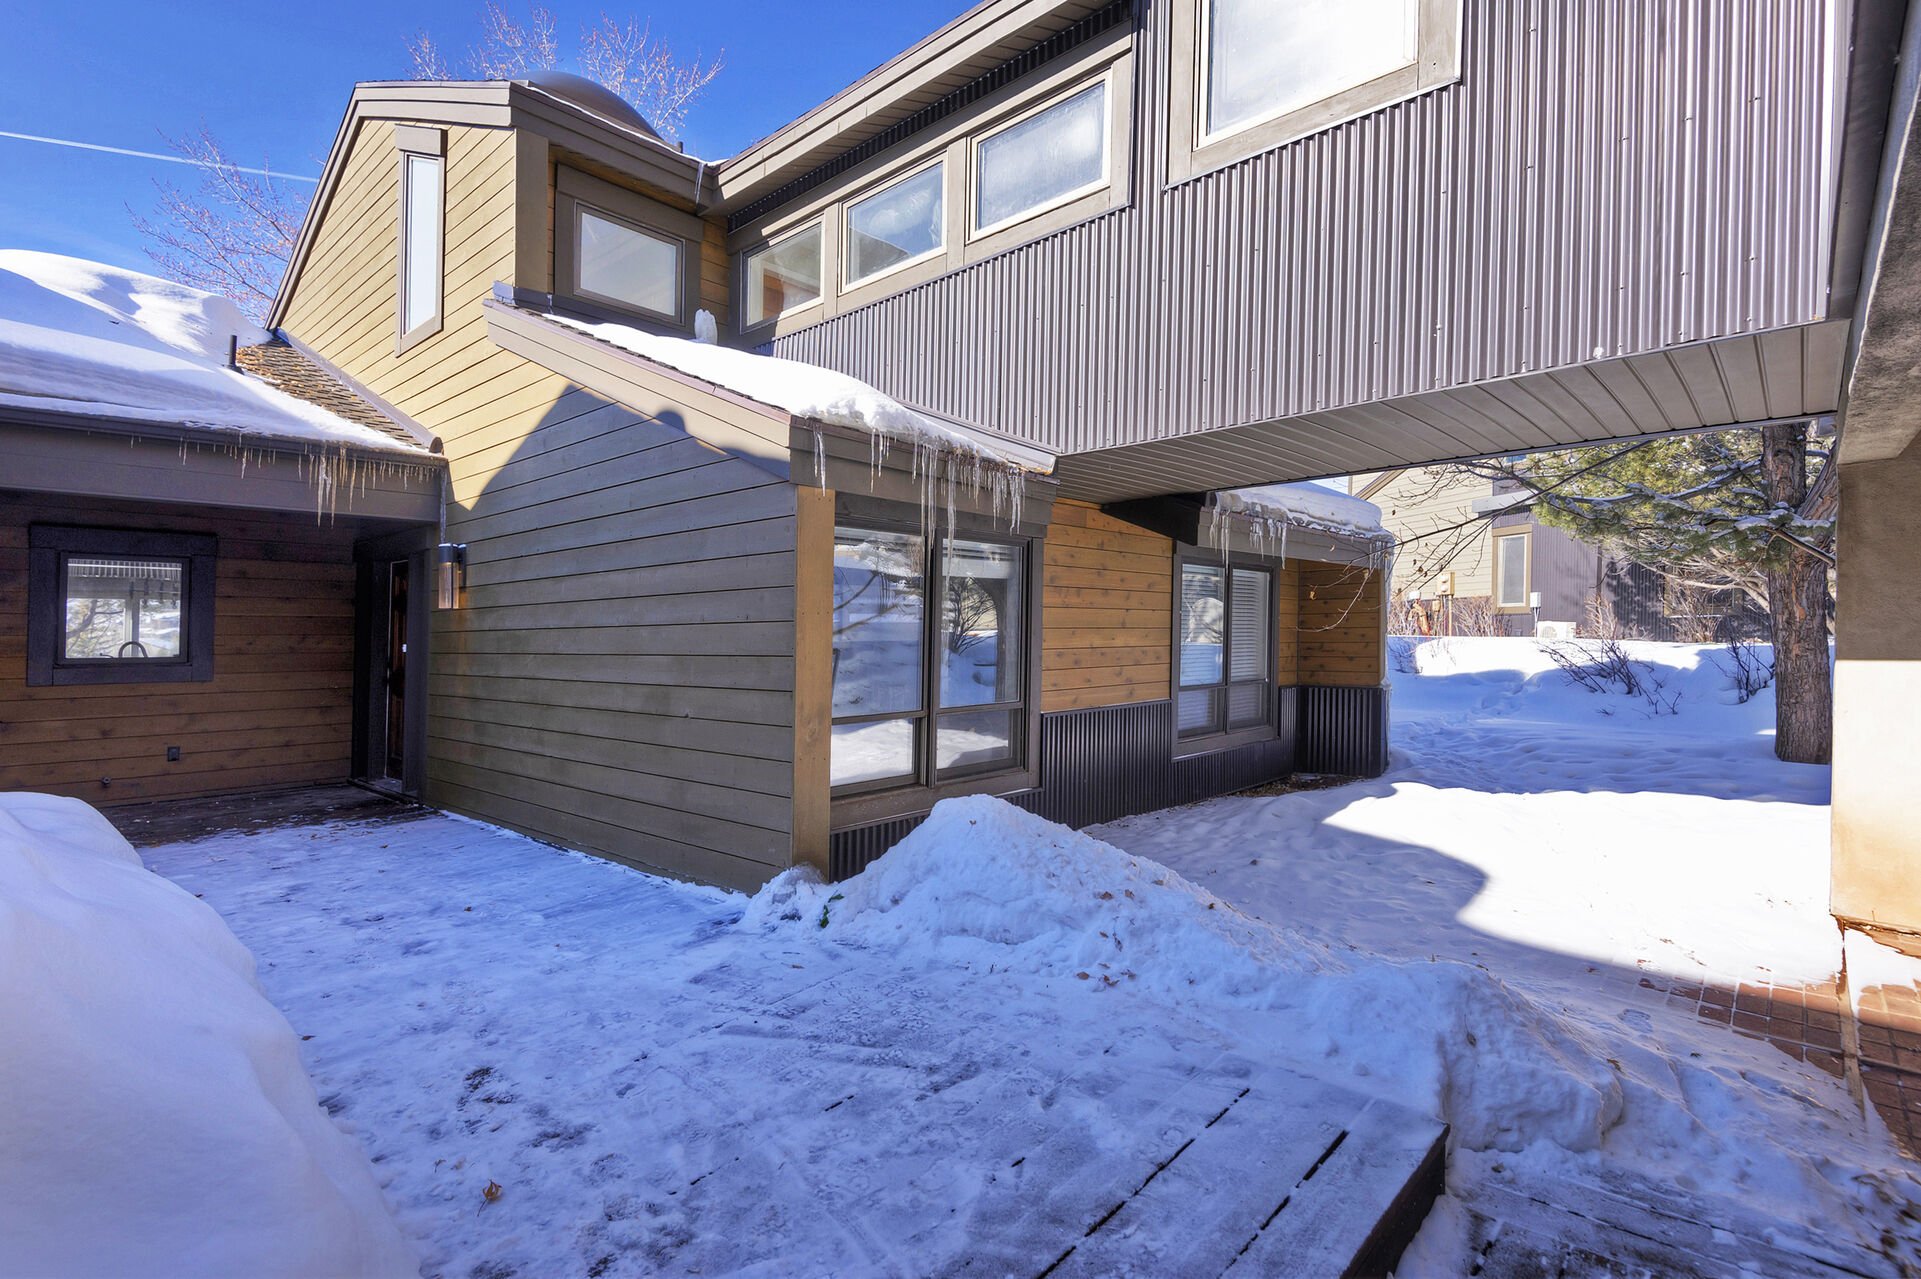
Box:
[234,339,434,453]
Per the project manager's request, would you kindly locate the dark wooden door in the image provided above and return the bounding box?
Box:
[384,559,408,780]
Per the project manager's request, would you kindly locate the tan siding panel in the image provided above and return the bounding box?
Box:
[1039,501,1173,712]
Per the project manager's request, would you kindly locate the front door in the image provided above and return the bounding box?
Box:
[383,558,409,781]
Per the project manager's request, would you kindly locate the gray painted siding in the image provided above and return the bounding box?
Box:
[426,383,799,891]
[771,0,1837,458]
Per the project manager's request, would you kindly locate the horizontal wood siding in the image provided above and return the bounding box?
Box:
[1040,500,1172,711]
[426,368,800,890]
[281,119,530,446]
[0,491,361,803]
[1368,468,1493,599]
[1298,563,1386,687]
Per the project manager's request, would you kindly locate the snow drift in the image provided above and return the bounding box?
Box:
[0,792,418,1278]
[0,249,411,451]
[748,795,1624,1154]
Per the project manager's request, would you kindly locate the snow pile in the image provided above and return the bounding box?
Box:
[0,250,412,451]
[748,795,1623,1153]
[1218,482,1387,537]
[0,792,418,1278]
[544,310,1051,473]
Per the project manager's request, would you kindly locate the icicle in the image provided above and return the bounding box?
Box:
[812,430,827,492]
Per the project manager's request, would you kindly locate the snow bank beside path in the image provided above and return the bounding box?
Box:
[0,250,411,451]
[0,793,417,1279]
[749,796,1624,1154]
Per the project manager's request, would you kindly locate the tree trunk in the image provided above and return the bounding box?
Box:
[1762,421,1832,764]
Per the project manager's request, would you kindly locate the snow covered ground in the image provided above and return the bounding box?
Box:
[128,636,1919,1276]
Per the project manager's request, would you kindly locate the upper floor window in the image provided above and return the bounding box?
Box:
[395,126,446,351]
[554,166,703,330]
[973,79,1110,236]
[575,206,680,320]
[845,160,945,287]
[745,223,823,328]
[1168,0,1459,183]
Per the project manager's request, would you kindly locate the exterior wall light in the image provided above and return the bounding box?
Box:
[435,543,467,609]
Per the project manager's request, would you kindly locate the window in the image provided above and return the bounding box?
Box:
[1494,532,1530,609]
[1167,0,1460,183]
[845,161,945,287]
[1203,0,1416,141]
[553,167,703,330]
[744,223,823,328]
[27,527,217,686]
[830,525,1028,791]
[398,150,443,345]
[574,206,681,319]
[973,80,1109,235]
[1176,561,1273,739]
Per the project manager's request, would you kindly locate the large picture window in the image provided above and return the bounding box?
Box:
[1203,0,1417,141]
[1167,0,1459,183]
[27,527,217,686]
[1176,560,1273,739]
[830,525,1028,791]
[574,206,681,320]
[973,79,1110,235]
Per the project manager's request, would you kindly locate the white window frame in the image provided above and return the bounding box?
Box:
[1493,529,1531,610]
[841,156,948,291]
[394,125,445,354]
[968,72,1115,241]
[1166,0,1462,186]
[741,220,825,332]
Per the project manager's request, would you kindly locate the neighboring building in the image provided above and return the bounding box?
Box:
[1353,467,1767,641]
[1,0,1916,936]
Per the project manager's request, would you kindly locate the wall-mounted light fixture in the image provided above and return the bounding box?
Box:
[435,543,467,609]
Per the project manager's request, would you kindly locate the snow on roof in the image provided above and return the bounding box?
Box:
[542,309,1054,474]
[1217,482,1388,539]
[0,251,426,454]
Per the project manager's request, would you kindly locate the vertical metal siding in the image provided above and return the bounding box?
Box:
[771,0,1836,456]
[827,684,1389,879]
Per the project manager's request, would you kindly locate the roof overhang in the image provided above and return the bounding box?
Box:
[1052,322,1850,503]
[483,296,1058,526]
[711,0,1107,211]
[0,409,445,523]
[268,79,714,330]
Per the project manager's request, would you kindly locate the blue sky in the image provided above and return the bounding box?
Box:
[0,0,971,273]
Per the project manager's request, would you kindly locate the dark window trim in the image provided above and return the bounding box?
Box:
[1171,546,1279,756]
[828,504,1042,826]
[27,525,217,686]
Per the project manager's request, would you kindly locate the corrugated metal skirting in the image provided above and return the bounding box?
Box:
[829,684,1386,879]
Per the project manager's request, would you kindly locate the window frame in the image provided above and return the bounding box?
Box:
[828,505,1040,817]
[968,72,1115,241]
[841,154,948,291]
[740,219,826,333]
[1165,0,1463,186]
[26,526,217,686]
[1171,549,1279,753]
[1493,528,1532,611]
[393,125,445,354]
[552,165,705,332]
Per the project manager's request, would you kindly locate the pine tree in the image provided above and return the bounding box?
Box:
[1455,423,1834,763]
